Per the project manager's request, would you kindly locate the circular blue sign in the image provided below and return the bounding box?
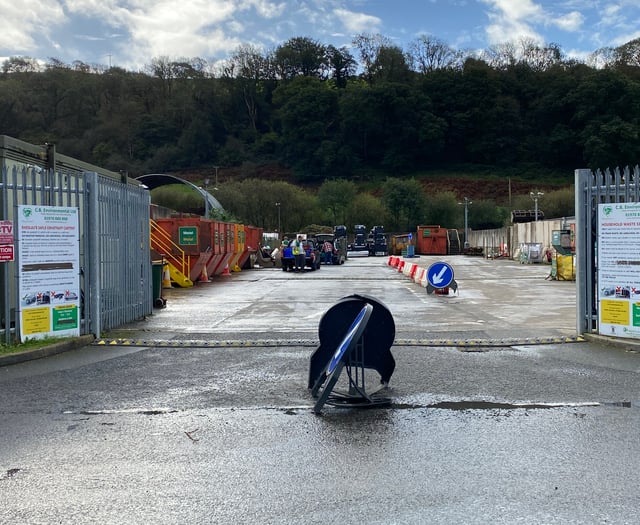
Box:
[426,262,454,288]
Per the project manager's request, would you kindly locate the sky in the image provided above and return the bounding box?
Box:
[1,0,640,71]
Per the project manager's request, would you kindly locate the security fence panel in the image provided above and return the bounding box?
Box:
[1,164,86,344]
[87,172,151,335]
[575,166,640,337]
[1,136,151,343]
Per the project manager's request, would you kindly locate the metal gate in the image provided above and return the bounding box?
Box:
[1,136,151,343]
[575,166,640,335]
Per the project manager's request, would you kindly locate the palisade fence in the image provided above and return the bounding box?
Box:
[575,166,640,336]
[0,135,152,343]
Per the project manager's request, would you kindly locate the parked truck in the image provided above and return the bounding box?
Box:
[348,224,369,257]
[367,225,387,256]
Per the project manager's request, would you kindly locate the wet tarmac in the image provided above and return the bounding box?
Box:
[106,255,578,344]
[2,256,640,524]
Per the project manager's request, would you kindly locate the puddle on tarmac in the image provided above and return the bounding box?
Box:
[389,400,631,410]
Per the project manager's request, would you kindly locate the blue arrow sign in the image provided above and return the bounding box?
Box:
[327,305,370,374]
[427,261,454,288]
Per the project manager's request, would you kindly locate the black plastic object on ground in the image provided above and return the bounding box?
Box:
[309,294,396,412]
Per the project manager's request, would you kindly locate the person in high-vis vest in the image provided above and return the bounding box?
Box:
[291,235,305,272]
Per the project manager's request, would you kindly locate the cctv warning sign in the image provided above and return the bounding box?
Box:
[0,220,14,262]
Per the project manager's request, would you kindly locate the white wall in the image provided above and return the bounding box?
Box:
[468,217,574,259]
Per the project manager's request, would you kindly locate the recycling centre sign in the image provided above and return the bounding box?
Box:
[598,202,640,339]
[17,205,80,341]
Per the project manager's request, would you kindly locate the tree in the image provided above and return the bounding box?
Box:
[407,35,463,73]
[273,37,328,79]
[468,199,509,229]
[272,76,340,178]
[351,33,393,82]
[223,44,274,132]
[214,179,320,232]
[318,179,357,225]
[340,81,441,170]
[1,56,40,73]
[612,38,640,67]
[325,45,357,88]
[370,45,411,83]
[519,40,563,71]
[345,193,388,231]
[424,191,460,228]
[381,178,426,231]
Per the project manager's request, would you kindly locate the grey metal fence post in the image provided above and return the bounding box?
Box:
[85,171,101,338]
[574,169,592,335]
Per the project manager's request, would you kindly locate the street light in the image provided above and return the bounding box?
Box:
[530,190,544,222]
[275,202,281,233]
[204,177,210,217]
[458,197,472,249]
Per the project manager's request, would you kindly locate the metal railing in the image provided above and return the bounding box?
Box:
[1,136,152,342]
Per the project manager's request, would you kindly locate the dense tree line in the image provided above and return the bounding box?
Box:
[2,34,639,230]
[3,34,640,177]
[153,177,575,234]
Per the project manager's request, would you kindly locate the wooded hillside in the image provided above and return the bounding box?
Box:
[2,34,638,231]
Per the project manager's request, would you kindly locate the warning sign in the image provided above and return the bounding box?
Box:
[0,220,13,244]
[0,244,14,262]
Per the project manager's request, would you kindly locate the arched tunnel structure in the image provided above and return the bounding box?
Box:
[136,173,224,212]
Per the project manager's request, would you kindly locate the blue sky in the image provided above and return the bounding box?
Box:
[2,0,639,71]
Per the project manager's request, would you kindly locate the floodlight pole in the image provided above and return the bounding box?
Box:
[458,197,472,248]
[530,190,544,222]
[275,202,281,233]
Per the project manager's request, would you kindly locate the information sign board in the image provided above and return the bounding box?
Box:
[17,205,80,341]
[597,202,640,339]
[179,226,198,245]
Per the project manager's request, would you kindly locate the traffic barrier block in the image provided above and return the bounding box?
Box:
[397,260,405,272]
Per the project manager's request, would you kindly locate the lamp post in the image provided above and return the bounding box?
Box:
[204,177,210,217]
[530,191,544,222]
[275,202,281,233]
[458,197,472,249]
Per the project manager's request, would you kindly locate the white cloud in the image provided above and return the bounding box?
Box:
[62,0,279,66]
[553,11,584,32]
[482,0,545,23]
[480,0,545,44]
[247,0,287,18]
[481,0,584,45]
[592,4,624,31]
[0,0,66,51]
[333,8,382,35]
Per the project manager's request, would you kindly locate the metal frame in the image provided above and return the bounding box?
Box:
[1,136,151,343]
[575,166,640,335]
